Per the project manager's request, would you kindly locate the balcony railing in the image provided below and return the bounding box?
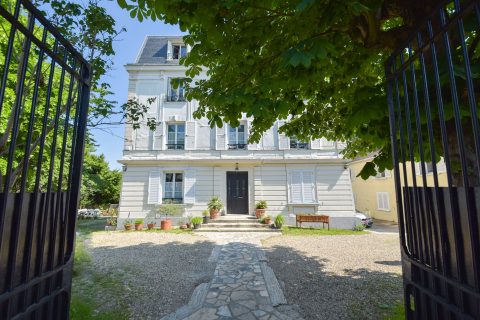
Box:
[228,144,247,150]
[162,198,183,204]
[166,144,185,150]
[290,142,309,149]
[166,94,186,102]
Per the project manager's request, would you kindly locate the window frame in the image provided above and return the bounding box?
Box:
[289,135,309,149]
[166,123,185,150]
[172,44,187,59]
[228,124,246,149]
[163,172,184,204]
[167,78,186,102]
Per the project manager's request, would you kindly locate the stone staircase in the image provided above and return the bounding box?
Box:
[194,215,281,233]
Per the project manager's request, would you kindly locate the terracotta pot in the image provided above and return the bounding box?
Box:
[161,219,172,230]
[124,224,132,231]
[186,222,192,229]
[263,218,271,225]
[255,209,266,219]
[134,223,143,231]
[147,223,155,230]
[210,209,219,219]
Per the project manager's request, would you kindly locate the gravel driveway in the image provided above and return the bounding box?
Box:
[262,233,402,320]
[85,232,216,319]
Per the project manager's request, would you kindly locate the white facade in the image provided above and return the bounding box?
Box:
[118,36,357,228]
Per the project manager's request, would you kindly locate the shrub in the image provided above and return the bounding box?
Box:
[274,215,285,228]
[191,216,203,225]
[255,200,268,209]
[202,210,210,216]
[156,203,183,219]
[124,219,133,225]
[353,223,366,231]
[134,219,144,225]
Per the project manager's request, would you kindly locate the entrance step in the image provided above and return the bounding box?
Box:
[194,227,281,233]
[205,222,266,228]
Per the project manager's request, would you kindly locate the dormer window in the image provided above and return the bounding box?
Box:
[172,44,187,59]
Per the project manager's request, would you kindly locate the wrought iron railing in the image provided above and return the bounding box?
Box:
[228,143,247,150]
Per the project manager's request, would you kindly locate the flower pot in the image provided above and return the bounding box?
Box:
[186,222,192,229]
[134,223,143,231]
[203,216,210,224]
[263,218,271,225]
[193,223,201,229]
[180,224,187,229]
[161,219,172,230]
[147,223,155,230]
[124,224,132,231]
[210,209,219,219]
[255,209,266,218]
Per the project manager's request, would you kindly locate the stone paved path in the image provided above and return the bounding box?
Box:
[162,233,303,320]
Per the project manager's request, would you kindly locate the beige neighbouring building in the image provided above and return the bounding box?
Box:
[349,156,449,223]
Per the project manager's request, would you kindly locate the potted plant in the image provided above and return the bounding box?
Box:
[146,220,156,230]
[274,215,284,229]
[156,202,183,230]
[191,216,203,229]
[255,200,268,218]
[202,210,210,224]
[186,216,192,229]
[178,219,188,229]
[134,218,144,231]
[124,219,133,231]
[262,215,272,225]
[207,196,224,219]
[105,217,117,231]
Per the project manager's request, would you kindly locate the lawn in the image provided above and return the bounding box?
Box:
[71,219,130,320]
[281,226,367,235]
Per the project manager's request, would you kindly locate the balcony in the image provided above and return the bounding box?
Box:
[166,94,186,102]
[290,142,309,149]
[166,144,185,150]
[228,144,247,150]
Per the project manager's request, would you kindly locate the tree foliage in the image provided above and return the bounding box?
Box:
[80,146,121,208]
[119,0,479,180]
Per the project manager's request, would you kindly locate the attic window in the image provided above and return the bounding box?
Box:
[173,44,187,59]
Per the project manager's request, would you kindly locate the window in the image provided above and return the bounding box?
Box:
[375,170,391,178]
[167,78,186,102]
[164,173,183,203]
[290,136,308,149]
[377,192,390,211]
[167,123,185,149]
[228,124,246,149]
[422,162,434,174]
[172,44,187,59]
[289,170,316,204]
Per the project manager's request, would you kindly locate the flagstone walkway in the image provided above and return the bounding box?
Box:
[162,233,303,320]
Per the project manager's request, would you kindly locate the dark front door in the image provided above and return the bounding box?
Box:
[227,172,249,214]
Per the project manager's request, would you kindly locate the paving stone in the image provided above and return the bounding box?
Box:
[163,233,304,320]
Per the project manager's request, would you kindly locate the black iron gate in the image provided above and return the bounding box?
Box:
[386,0,480,318]
[0,0,90,319]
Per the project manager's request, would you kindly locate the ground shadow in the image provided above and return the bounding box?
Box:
[264,244,403,320]
[72,235,217,320]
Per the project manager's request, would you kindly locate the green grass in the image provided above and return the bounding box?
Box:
[281,226,367,235]
[71,218,130,320]
[382,301,405,320]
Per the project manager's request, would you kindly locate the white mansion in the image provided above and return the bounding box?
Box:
[118,36,357,228]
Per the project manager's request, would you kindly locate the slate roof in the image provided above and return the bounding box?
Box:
[135,36,183,64]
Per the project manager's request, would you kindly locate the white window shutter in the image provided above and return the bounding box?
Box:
[290,171,302,203]
[320,138,335,149]
[148,170,162,204]
[377,193,382,210]
[247,121,257,150]
[135,123,149,150]
[384,193,390,210]
[302,171,315,203]
[310,139,321,149]
[216,125,226,150]
[184,169,196,204]
[437,158,447,173]
[154,122,164,150]
[277,121,290,150]
[167,40,173,60]
[185,121,196,150]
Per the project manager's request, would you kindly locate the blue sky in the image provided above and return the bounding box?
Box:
[90,1,183,170]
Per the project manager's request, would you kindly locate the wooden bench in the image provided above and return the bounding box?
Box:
[296,214,330,230]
